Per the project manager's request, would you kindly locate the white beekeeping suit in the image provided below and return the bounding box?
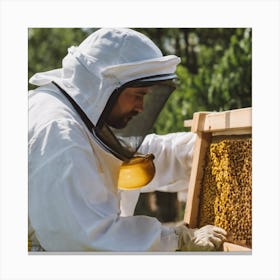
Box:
[28,28,196,252]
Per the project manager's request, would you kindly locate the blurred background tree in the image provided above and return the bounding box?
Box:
[28,28,252,222]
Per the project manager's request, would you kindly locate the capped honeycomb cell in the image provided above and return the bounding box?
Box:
[198,135,252,248]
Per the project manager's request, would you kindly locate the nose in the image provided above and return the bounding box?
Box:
[134,99,144,113]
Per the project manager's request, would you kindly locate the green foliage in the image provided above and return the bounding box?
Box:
[28,28,252,133]
[153,28,252,134]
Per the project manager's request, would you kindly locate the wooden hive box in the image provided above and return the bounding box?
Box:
[184,107,252,252]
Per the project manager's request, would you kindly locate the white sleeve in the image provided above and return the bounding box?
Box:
[119,189,141,217]
[137,132,196,193]
[29,119,179,251]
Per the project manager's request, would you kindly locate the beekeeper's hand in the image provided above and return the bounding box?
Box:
[174,224,227,251]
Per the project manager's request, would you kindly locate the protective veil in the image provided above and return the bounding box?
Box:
[30,28,179,161]
[28,28,195,251]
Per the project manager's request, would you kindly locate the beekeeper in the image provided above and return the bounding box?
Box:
[28,28,227,252]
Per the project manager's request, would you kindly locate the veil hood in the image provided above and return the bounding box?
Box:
[29,28,180,126]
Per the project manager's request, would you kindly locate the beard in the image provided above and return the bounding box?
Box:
[107,111,138,129]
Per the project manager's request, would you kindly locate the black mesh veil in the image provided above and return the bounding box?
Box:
[94,75,177,161]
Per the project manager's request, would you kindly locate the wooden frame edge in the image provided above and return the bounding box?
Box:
[183,107,252,252]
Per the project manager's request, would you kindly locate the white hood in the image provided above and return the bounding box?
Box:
[29,28,181,127]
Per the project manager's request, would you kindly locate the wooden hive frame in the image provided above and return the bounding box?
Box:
[184,107,252,252]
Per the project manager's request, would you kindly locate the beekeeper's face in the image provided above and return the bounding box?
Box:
[106,87,149,129]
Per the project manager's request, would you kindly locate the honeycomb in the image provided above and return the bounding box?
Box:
[198,135,252,248]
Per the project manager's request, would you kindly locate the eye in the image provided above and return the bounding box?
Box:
[135,94,144,101]
[130,92,145,101]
